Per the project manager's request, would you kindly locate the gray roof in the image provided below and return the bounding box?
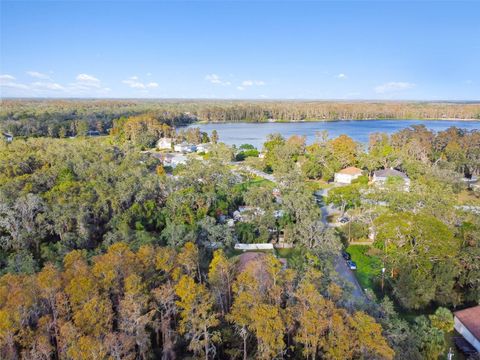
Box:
[374,168,409,179]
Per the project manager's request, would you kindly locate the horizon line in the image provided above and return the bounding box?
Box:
[1,97,480,104]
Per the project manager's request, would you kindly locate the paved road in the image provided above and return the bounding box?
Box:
[334,255,365,300]
[319,187,366,300]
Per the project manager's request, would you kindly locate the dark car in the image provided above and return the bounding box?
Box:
[339,217,349,224]
[342,250,351,260]
[347,260,357,270]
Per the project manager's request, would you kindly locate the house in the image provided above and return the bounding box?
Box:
[334,166,363,184]
[160,153,187,168]
[454,305,480,352]
[174,143,197,153]
[233,206,265,222]
[196,143,211,153]
[157,137,173,150]
[373,168,411,191]
[2,132,13,143]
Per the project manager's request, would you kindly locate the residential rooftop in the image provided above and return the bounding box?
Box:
[374,168,409,179]
[455,305,480,341]
[337,166,363,175]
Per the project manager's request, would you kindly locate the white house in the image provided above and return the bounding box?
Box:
[373,168,411,191]
[174,143,197,153]
[196,143,211,153]
[334,167,363,184]
[161,153,187,168]
[157,138,173,150]
[454,305,480,352]
[233,206,264,222]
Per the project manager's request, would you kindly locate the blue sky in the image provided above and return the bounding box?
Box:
[1,1,479,100]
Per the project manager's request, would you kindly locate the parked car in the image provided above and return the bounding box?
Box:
[339,216,349,224]
[342,250,351,260]
[346,260,357,270]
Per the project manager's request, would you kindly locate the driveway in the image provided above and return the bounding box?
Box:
[319,188,366,300]
[334,255,365,300]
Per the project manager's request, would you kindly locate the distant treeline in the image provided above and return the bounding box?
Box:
[1,99,480,137]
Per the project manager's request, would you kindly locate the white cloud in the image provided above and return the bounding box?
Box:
[69,73,110,94]
[27,71,51,80]
[374,81,416,94]
[205,74,231,86]
[32,82,64,91]
[465,79,473,84]
[0,74,16,82]
[237,86,245,91]
[122,76,159,90]
[0,75,29,90]
[336,73,347,79]
[1,72,112,97]
[123,77,145,89]
[241,79,265,87]
[76,73,100,82]
[75,73,101,88]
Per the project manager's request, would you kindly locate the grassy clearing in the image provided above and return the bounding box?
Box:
[234,177,274,193]
[276,247,302,261]
[346,245,382,290]
[457,189,480,205]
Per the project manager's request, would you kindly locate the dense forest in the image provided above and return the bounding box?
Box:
[1,99,480,138]
[0,110,479,359]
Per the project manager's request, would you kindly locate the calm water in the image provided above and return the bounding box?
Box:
[189,120,480,148]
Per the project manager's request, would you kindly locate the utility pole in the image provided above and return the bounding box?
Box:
[381,267,386,293]
[447,347,454,360]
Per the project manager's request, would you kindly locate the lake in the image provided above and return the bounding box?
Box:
[189,120,480,148]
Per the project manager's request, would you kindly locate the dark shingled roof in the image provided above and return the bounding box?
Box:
[455,305,480,341]
[374,168,409,179]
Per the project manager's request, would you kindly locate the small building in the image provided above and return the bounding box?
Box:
[234,243,274,251]
[454,305,480,352]
[334,166,363,184]
[160,153,187,168]
[2,132,13,143]
[196,143,211,153]
[157,138,173,150]
[233,206,264,222]
[174,143,197,153]
[373,168,411,191]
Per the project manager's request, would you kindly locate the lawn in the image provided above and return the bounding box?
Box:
[457,189,480,205]
[233,177,274,193]
[276,247,303,261]
[346,245,382,290]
